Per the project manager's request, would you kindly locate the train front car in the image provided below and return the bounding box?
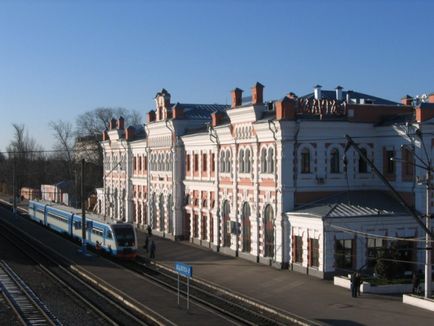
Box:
[110,223,137,260]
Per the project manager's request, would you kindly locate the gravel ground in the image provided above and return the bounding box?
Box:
[0,295,21,325]
[0,234,107,326]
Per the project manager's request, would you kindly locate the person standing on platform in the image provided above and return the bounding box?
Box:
[150,240,156,259]
[147,225,152,237]
[351,272,358,297]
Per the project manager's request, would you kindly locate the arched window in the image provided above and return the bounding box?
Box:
[242,202,251,252]
[220,151,226,173]
[222,200,231,247]
[261,148,267,173]
[151,193,157,229]
[330,148,340,173]
[358,148,368,173]
[159,194,165,231]
[166,153,170,171]
[244,148,251,173]
[226,150,231,173]
[264,205,274,257]
[167,194,173,234]
[301,148,311,174]
[239,149,245,173]
[267,148,274,173]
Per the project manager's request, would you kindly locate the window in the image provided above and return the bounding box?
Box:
[294,236,303,263]
[220,152,225,173]
[193,214,199,238]
[330,148,340,173]
[335,239,353,269]
[225,150,231,173]
[133,157,137,172]
[186,154,191,172]
[402,147,414,180]
[261,148,267,173]
[202,154,207,172]
[358,148,368,173]
[242,202,251,252]
[167,195,173,234]
[194,154,199,172]
[211,153,215,172]
[201,215,207,240]
[385,150,395,174]
[267,148,274,173]
[166,153,170,171]
[144,156,148,171]
[245,149,251,173]
[309,238,319,267]
[239,149,245,173]
[222,200,231,247]
[367,237,385,264]
[159,194,164,231]
[264,205,274,257]
[301,148,311,174]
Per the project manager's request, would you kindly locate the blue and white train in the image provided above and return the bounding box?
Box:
[28,200,138,259]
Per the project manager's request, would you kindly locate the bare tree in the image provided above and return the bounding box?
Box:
[49,120,75,179]
[76,107,142,137]
[5,124,45,194]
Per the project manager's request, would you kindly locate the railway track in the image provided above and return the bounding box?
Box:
[0,260,61,326]
[0,200,310,325]
[0,214,152,326]
[120,257,303,326]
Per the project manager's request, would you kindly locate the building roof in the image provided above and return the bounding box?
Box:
[300,90,399,106]
[292,191,407,218]
[129,124,146,140]
[174,103,229,120]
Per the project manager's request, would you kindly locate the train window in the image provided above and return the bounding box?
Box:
[92,228,103,236]
[74,221,82,230]
[107,230,113,239]
[47,211,68,223]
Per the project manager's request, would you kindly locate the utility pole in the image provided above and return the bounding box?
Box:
[425,166,432,299]
[12,154,16,215]
[81,159,87,255]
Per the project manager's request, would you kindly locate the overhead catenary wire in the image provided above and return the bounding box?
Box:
[2,132,434,156]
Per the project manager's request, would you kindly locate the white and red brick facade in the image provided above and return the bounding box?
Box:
[101,85,434,277]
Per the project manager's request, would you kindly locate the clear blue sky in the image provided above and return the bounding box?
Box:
[1,0,433,152]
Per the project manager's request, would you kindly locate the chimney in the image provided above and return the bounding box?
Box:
[429,93,434,104]
[335,85,343,101]
[211,112,224,127]
[251,82,264,105]
[172,103,184,119]
[231,88,243,108]
[287,92,297,99]
[147,110,156,123]
[125,126,135,140]
[117,116,124,129]
[102,129,108,141]
[275,96,296,120]
[109,118,117,130]
[314,85,322,100]
[416,104,434,122]
[401,95,413,106]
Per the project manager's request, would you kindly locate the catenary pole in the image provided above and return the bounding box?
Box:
[81,159,87,254]
[424,161,432,298]
[345,134,432,298]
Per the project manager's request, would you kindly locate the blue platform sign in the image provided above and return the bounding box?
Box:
[175,262,193,278]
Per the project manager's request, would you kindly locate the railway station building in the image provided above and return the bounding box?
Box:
[100,84,434,278]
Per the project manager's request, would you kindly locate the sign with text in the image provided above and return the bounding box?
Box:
[175,262,193,278]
